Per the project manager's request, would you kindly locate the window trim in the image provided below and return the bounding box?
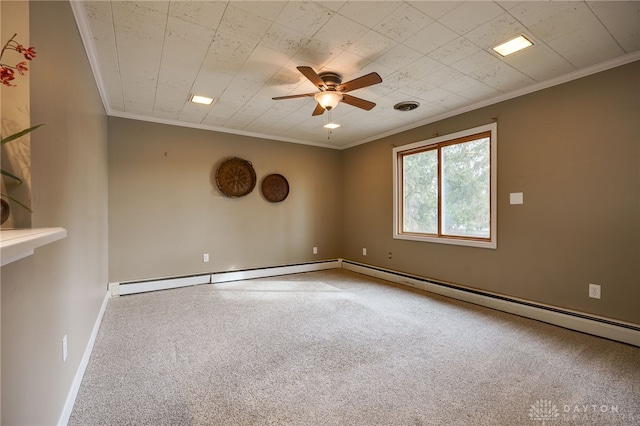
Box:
[393,122,497,249]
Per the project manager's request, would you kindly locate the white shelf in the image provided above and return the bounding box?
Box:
[0,227,67,266]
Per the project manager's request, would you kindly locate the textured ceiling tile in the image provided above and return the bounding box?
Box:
[295,38,342,67]
[165,16,216,48]
[260,24,311,56]
[179,102,212,122]
[465,12,527,49]
[190,69,236,100]
[408,1,463,20]
[496,2,525,11]
[419,87,469,110]
[204,99,245,122]
[428,36,481,66]
[441,75,502,101]
[155,83,190,104]
[384,69,417,91]
[424,66,466,88]
[205,32,254,63]
[438,1,504,35]
[451,50,535,92]
[587,1,640,53]
[373,44,424,72]
[337,1,402,28]
[83,1,113,22]
[217,5,272,44]
[112,1,168,33]
[374,3,433,42]
[402,21,459,55]
[153,97,182,115]
[313,13,370,51]
[261,69,305,98]
[529,3,624,68]
[346,30,397,61]
[397,78,437,99]
[400,55,447,80]
[508,1,577,27]
[276,2,335,37]
[168,1,226,29]
[232,1,287,21]
[324,51,371,78]
[502,42,576,82]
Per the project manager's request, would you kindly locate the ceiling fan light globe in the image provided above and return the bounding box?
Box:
[315,91,342,110]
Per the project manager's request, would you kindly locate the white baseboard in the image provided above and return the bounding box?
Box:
[211,260,341,283]
[116,274,211,296]
[57,290,110,426]
[113,260,342,296]
[341,260,640,347]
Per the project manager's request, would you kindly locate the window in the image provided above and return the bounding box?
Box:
[393,123,497,249]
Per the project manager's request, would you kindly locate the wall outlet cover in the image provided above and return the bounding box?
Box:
[589,283,601,299]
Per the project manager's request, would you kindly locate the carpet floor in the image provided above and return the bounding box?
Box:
[69,269,640,425]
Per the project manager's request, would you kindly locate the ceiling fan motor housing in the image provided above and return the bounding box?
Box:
[318,71,343,89]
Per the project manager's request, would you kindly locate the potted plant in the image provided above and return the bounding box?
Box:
[1,33,41,225]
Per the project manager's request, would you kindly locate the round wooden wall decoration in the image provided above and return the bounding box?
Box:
[215,157,256,198]
[261,174,289,203]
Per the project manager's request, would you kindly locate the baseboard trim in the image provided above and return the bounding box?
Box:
[57,290,110,426]
[341,260,640,347]
[117,274,212,296]
[113,260,342,295]
[211,260,341,283]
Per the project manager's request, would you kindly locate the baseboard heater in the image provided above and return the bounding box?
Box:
[110,259,341,296]
[108,258,638,347]
[341,260,640,348]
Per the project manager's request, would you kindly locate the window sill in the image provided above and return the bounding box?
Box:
[0,227,67,266]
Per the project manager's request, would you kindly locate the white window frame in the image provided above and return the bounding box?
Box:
[393,122,497,249]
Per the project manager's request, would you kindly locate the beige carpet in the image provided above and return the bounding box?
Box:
[70,269,640,425]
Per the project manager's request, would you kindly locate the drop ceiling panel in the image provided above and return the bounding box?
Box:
[438,1,504,35]
[75,0,640,149]
[373,3,433,42]
[588,1,640,53]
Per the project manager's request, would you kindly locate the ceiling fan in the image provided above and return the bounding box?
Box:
[272,66,382,116]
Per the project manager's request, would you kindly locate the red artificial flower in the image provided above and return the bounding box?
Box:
[15,61,28,75]
[23,47,36,60]
[0,66,16,86]
[14,44,36,60]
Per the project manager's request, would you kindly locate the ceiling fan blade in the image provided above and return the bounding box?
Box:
[297,66,327,90]
[337,72,382,93]
[312,103,325,116]
[272,93,316,100]
[341,94,376,111]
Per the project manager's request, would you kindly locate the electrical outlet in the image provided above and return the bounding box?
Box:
[589,283,601,299]
[62,335,68,363]
[388,252,392,259]
[313,247,317,254]
[203,253,209,263]
[362,248,367,256]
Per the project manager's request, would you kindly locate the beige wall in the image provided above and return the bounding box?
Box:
[108,118,342,283]
[1,1,109,424]
[342,61,640,325]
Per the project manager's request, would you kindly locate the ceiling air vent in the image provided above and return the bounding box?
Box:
[394,101,420,111]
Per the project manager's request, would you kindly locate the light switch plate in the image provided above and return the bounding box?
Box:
[510,192,524,205]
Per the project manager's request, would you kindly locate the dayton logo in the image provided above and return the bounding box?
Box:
[529,399,560,425]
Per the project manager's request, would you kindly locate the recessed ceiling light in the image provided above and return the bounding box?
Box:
[189,94,214,105]
[493,35,533,57]
[324,122,341,129]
